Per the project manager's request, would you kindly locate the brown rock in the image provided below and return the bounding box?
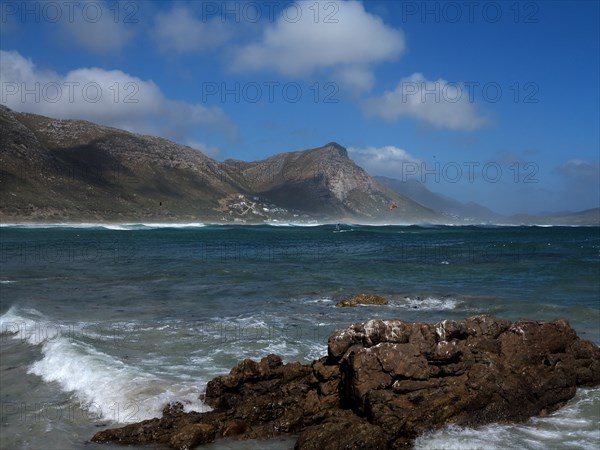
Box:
[295,413,388,450]
[91,316,600,450]
[169,424,216,449]
[335,294,389,307]
[222,420,249,437]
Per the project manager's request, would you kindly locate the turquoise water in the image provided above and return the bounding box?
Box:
[1,224,599,449]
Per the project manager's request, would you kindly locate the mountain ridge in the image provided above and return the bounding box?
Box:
[0,107,436,223]
[1,106,597,225]
[375,176,502,222]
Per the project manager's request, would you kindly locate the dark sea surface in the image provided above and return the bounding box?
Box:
[1,224,599,449]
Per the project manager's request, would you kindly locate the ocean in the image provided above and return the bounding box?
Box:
[1,223,599,449]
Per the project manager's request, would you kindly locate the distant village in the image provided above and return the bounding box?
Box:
[219,194,310,223]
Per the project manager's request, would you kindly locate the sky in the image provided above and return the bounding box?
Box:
[0,0,598,215]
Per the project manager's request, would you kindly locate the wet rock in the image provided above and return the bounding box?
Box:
[335,294,389,307]
[91,315,600,449]
[295,412,388,450]
[222,419,250,437]
[169,424,216,450]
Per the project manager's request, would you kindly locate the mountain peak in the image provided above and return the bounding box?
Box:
[322,142,348,158]
[0,109,438,223]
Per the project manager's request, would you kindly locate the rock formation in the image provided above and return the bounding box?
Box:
[222,143,433,221]
[91,315,600,449]
[335,294,389,307]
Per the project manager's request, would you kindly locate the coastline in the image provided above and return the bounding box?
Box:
[2,225,598,449]
[2,221,599,228]
[90,316,600,449]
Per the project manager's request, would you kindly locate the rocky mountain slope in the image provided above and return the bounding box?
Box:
[0,106,437,223]
[2,106,596,225]
[376,175,599,226]
[223,143,436,222]
[376,176,502,222]
[506,208,600,226]
[0,105,241,221]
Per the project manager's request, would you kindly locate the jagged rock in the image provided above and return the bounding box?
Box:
[91,315,600,449]
[222,419,250,437]
[335,294,389,307]
[169,423,216,450]
[294,412,388,450]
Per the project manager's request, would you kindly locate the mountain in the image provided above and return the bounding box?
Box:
[506,208,600,226]
[222,144,436,222]
[0,105,243,222]
[375,175,599,226]
[375,176,502,222]
[0,106,437,223]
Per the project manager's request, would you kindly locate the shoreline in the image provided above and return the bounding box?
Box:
[90,316,600,449]
[1,221,599,228]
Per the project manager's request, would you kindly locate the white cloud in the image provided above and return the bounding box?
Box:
[333,66,376,94]
[0,50,236,146]
[348,145,421,178]
[230,0,404,93]
[557,159,599,181]
[59,0,135,53]
[154,6,232,53]
[362,73,487,130]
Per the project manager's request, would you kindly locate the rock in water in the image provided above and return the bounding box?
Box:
[335,294,389,307]
[91,315,600,449]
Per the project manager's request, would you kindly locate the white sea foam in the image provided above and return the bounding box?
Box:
[415,388,600,450]
[27,338,208,423]
[263,222,322,227]
[0,222,207,230]
[96,224,129,230]
[303,297,334,304]
[0,223,120,229]
[0,280,16,284]
[1,307,208,423]
[131,223,207,229]
[0,223,588,230]
[398,296,461,311]
[1,306,49,345]
[197,314,328,364]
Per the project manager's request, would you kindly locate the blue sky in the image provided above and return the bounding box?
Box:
[1,0,598,215]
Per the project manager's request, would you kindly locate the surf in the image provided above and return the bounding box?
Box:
[1,307,208,423]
